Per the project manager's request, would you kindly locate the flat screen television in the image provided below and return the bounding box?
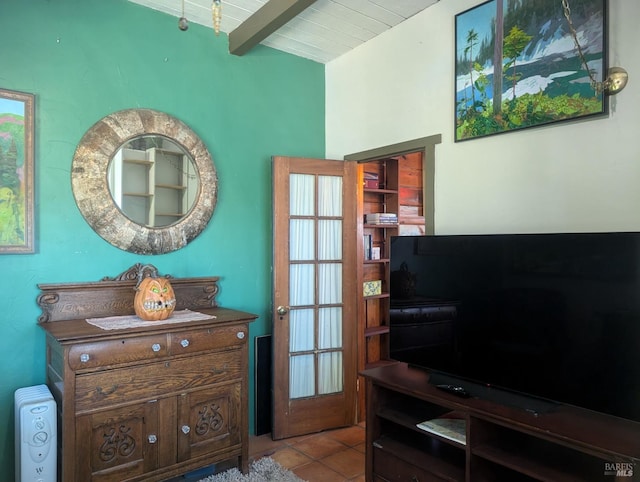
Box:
[389,232,640,423]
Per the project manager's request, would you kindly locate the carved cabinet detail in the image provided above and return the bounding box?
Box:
[76,402,158,480]
[177,383,242,463]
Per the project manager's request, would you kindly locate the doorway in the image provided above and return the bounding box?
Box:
[345,135,441,420]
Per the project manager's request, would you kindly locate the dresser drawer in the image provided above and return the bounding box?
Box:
[75,349,243,412]
[169,324,248,355]
[68,334,169,370]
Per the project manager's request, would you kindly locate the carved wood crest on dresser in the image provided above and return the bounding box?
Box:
[37,264,258,482]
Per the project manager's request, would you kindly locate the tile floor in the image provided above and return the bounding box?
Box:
[248,423,366,482]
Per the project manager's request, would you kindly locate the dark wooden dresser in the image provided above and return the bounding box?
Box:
[37,264,257,482]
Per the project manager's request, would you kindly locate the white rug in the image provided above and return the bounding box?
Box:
[197,457,306,482]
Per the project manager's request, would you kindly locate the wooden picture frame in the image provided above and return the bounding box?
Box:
[455,0,607,142]
[0,88,34,253]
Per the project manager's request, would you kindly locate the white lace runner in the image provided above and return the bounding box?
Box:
[86,309,214,330]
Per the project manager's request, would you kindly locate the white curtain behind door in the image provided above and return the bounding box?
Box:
[289,174,343,399]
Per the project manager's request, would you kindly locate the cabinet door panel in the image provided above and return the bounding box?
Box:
[76,401,159,482]
[177,383,242,462]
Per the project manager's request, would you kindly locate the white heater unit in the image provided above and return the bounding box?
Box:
[14,384,57,482]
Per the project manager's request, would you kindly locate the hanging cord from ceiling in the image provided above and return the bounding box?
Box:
[212,0,222,36]
[178,0,189,31]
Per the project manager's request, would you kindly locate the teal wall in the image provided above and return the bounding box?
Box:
[0,0,325,476]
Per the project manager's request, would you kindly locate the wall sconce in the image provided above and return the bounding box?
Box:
[600,67,628,95]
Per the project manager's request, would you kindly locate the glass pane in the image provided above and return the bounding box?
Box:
[318,351,343,395]
[318,175,342,217]
[318,307,342,349]
[290,264,314,306]
[318,263,342,304]
[318,220,342,261]
[290,354,315,399]
[290,309,314,352]
[290,174,315,216]
[290,219,315,261]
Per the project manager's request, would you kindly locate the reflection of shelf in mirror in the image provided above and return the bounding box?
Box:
[154,147,185,155]
[123,159,153,165]
[156,212,184,217]
[155,183,187,190]
[123,192,153,197]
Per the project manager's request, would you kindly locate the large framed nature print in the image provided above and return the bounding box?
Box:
[0,88,34,253]
[455,0,606,141]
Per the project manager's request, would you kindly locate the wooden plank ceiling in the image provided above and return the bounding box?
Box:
[128,0,439,64]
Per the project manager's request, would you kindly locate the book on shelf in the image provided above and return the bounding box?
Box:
[416,414,466,445]
[363,234,372,260]
[364,171,379,181]
[364,171,379,189]
[365,213,398,224]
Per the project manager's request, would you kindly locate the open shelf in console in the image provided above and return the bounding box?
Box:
[470,417,622,481]
[376,385,451,427]
[373,433,465,482]
[370,380,467,481]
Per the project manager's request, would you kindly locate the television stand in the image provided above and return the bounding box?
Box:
[361,362,640,481]
[429,372,559,416]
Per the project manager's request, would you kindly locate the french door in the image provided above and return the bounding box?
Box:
[271,156,358,439]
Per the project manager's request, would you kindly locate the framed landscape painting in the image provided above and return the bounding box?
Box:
[0,88,34,253]
[455,0,607,142]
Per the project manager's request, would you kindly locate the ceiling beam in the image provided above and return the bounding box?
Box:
[229,0,318,56]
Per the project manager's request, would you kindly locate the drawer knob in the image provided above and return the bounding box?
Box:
[180,339,190,348]
[151,343,161,352]
[80,353,90,363]
[236,331,245,339]
[181,425,191,434]
[148,434,157,444]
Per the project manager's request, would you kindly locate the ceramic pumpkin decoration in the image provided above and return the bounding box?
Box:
[134,271,176,321]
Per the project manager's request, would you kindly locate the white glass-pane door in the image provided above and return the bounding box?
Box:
[289,174,344,399]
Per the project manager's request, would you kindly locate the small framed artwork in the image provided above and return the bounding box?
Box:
[455,0,607,142]
[0,88,35,253]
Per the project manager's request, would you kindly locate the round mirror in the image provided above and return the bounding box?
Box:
[72,109,217,254]
[107,135,200,228]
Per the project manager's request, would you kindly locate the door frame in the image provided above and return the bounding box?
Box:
[344,134,441,420]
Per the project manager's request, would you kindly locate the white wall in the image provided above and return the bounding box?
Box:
[326,0,640,235]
